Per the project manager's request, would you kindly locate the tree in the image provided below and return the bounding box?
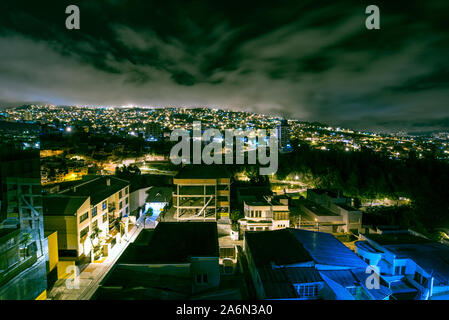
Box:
[143,207,154,228]
[90,227,102,259]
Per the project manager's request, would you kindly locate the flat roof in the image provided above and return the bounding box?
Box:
[245,229,313,268]
[336,203,358,211]
[291,229,368,268]
[258,266,323,299]
[245,200,271,207]
[175,165,230,179]
[118,222,219,264]
[300,199,340,216]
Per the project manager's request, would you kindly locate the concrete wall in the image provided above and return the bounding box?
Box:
[44,216,77,252]
[190,256,221,293]
[130,187,151,216]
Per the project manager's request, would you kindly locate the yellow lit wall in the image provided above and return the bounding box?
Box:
[47,231,59,273]
[57,261,76,280]
[35,290,47,300]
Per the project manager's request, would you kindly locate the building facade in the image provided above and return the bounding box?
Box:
[43,176,130,262]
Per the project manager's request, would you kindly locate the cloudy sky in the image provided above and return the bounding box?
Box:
[0,0,448,132]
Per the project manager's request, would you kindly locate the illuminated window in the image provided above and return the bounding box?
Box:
[102,201,107,211]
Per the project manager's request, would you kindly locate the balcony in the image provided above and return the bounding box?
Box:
[0,241,38,288]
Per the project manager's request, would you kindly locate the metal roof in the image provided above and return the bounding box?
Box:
[291,229,368,268]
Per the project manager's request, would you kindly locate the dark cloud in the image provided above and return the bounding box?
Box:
[0,0,448,132]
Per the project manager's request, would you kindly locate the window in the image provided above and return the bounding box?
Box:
[119,191,123,198]
[125,187,129,195]
[414,272,428,287]
[126,207,129,214]
[79,212,88,223]
[119,201,123,209]
[196,273,208,284]
[92,206,97,217]
[295,284,319,298]
[102,201,107,211]
[80,226,89,239]
[395,266,406,275]
[125,197,129,205]
[92,220,98,229]
[103,213,108,223]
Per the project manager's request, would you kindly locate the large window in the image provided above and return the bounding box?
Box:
[92,206,97,217]
[102,201,107,211]
[79,212,88,223]
[295,284,319,298]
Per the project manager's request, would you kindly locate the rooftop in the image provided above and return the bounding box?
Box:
[291,229,367,268]
[258,266,323,299]
[43,195,88,216]
[58,176,129,205]
[365,232,449,284]
[146,186,172,203]
[245,229,313,268]
[118,222,219,264]
[300,199,340,217]
[175,165,230,180]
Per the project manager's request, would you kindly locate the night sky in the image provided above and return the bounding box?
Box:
[0,0,448,132]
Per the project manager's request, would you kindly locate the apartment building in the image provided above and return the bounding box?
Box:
[43,176,130,262]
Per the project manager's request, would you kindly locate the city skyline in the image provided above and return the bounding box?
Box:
[0,1,448,132]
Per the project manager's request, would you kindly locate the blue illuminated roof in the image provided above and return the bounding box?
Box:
[291,229,368,268]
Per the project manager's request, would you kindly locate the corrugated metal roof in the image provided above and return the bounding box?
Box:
[291,229,368,268]
[319,270,359,288]
[258,267,323,299]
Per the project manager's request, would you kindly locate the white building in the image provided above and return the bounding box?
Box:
[356,230,449,300]
[239,198,290,232]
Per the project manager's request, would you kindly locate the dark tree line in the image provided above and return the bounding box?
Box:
[276,141,449,231]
